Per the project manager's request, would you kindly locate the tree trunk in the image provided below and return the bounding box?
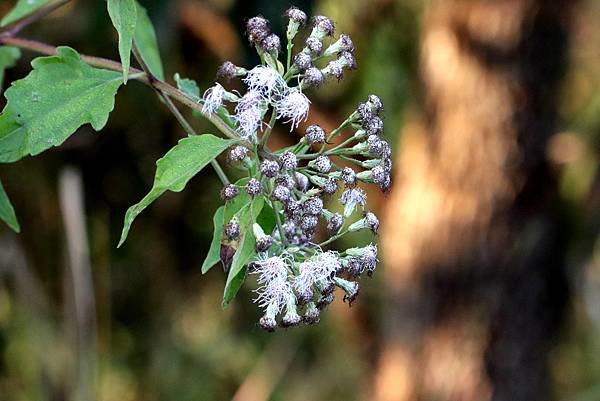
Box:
[377,1,575,400]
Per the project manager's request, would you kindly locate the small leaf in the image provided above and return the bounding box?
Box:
[133,2,164,80]
[222,196,264,307]
[0,178,19,232]
[0,46,21,87]
[0,47,123,163]
[107,0,137,83]
[174,73,200,100]
[1,0,51,27]
[118,134,235,247]
[201,206,224,274]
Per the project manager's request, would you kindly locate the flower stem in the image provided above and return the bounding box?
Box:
[132,45,231,186]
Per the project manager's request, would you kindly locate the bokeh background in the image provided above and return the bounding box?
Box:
[1,0,600,400]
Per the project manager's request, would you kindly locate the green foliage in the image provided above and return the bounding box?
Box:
[0,0,51,27]
[222,196,264,307]
[174,73,200,100]
[0,46,21,86]
[0,178,19,232]
[133,2,164,80]
[118,134,236,247]
[201,206,224,274]
[0,47,122,163]
[107,0,137,83]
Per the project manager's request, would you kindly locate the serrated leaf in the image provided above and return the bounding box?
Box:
[0,46,21,87]
[118,134,235,247]
[222,196,264,307]
[201,206,224,274]
[107,0,137,83]
[1,0,51,27]
[0,46,122,163]
[174,73,200,100]
[133,2,164,80]
[0,178,19,232]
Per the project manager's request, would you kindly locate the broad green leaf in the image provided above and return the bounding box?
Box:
[174,73,200,100]
[107,0,137,83]
[0,46,21,87]
[1,0,51,27]
[222,196,264,307]
[118,134,235,247]
[0,178,19,232]
[256,203,276,234]
[0,47,122,163]
[133,2,164,80]
[201,206,224,274]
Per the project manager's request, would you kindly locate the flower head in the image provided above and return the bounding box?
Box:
[340,187,367,216]
[202,83,225,114]
[243,66,285,98]
[276,88,310,130]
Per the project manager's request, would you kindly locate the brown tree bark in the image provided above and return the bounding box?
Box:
[376,1,575,400]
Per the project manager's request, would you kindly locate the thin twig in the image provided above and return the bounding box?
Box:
[0,0,71,38]
[132,45,231,185]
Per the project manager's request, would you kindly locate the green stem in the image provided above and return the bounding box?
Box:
[0,0,71,38]
[318,228,349,247]
[133,45,230,186]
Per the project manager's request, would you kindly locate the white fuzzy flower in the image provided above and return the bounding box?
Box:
[253,256,293,313]
[243,65,285,99]
[294,251,340,295]
[275,87,310,130]
[202,83,225,114]
[340,187,367,217]
[234,90,264,138]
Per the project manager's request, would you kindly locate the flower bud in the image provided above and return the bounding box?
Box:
[301,67,324,88]
[364,116,384,135]
[324,33,354,56]
[316,293,334,309]
[259,315,277,332]
[326,212,343,234]
[275,174,295,189]
[228,145,250,162]
[245,178,263,196]
[220,184,239,201]
[285,7,307,41]
[305,37,323,54]
[293,52,312,72]
[279,151,298,171]
[256,235,274,252]
[303,302,320,324]
[224,222,240,240]
[246,16,270,44]
[261,33,281,54]
[302,196,324,215]
[341,167,357,187]
[310,16,335,39]
[281,298,302,327]
[301,215,318,232]
[368,94,384,114]
[260,159,280,178]
[272,185,292,203]
[310,155,332,173]
[305,124,326,144]
[334,277,360,306]
[322,60,344,81]
[322,177,338,195]
[217,61,247,80]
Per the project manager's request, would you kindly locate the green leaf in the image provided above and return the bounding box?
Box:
[256,203,276,234]
[0,46,21,87]
[174,73,200,100]
[201,206,224,274]
[119,134,236,247]
[0,178,19,232]
[223,177,250,223]
[133,2,164,80]
[107,0,137,83]
[1,0,51,27]
[222,196,264,307]
[0,47,122,163]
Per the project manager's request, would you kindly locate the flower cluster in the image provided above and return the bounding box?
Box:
[202,8,391,331]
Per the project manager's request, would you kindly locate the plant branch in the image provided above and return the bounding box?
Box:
[0,0,71,38]
[132,45,230,186]
[0,35,247,146]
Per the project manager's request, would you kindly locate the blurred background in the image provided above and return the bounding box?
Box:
[0,0,600,400]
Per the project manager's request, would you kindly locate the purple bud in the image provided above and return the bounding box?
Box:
[327,212,343,233]
[364,211,380,234]
[261,33,281,53]
[295,172,310,192]
[312,155,332,173]
[342,167,357,187]
[302,67,324,88]
[245,178,263,196]
[224,222,240,240]
[255,235,273,252]
[217,61,238,81]
[279,151,298,171]
[322,177,338,195]
[285,7,307,24]
[259,315,277,332]
[305,124,326,144]
[272,185,291,203]
[220,184,239,201]
[302,196,324,215]
[246,16,270,44]
[312,15,334,37]
[301,215,318,232]
[294,52,312,71]
[260,159,280,178]
[228,145,249,162]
